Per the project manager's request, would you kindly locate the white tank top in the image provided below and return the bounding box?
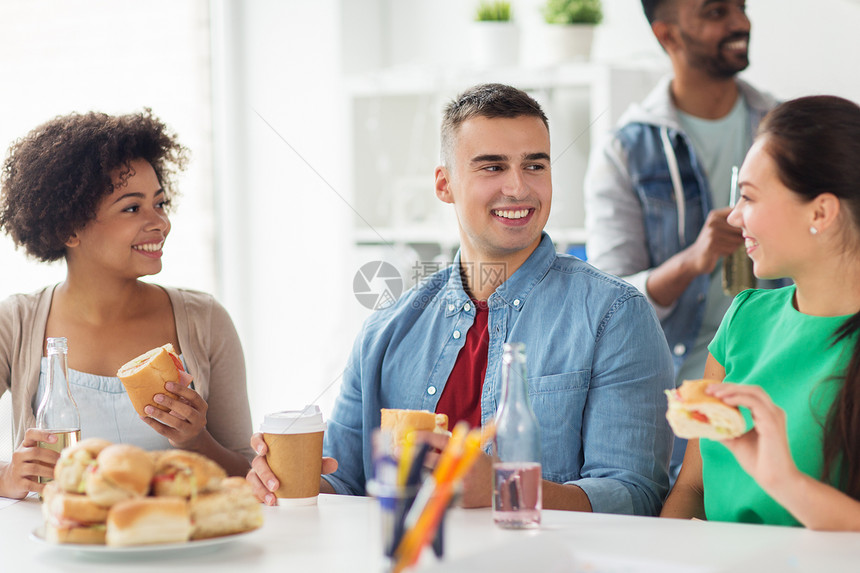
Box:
[32,357,180,450]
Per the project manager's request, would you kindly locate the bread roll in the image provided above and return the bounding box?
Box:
[53,437,112,494]
[380,408,449,447]
[151,450,227,498]
[665,379,746,440]
[106,497,191,547]
[86,444,155,507]
[116,343,183,417]
[43,488,109,545]
[189,477,263,540]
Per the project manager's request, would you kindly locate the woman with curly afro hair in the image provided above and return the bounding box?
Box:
[0,110,253,499]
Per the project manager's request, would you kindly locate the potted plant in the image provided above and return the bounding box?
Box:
[539,0,603,64]
[470,1,519,69]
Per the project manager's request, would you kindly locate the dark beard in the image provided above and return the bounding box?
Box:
[681,31,750,79]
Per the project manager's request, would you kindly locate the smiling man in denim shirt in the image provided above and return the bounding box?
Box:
[248,83,674,516]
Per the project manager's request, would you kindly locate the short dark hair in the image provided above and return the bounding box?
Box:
[0,109,187,262]
[641,0,676,25]
[440,83,548,166]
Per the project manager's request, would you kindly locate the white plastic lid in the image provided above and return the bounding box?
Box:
[259,405,326,434]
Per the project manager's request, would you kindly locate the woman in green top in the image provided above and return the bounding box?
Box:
[662,95,860,530]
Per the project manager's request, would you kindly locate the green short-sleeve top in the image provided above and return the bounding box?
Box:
[705,285,852,526]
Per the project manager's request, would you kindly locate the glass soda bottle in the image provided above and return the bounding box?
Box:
[493,342,541,528]
[35,337,81,483]
[722,165,755,296]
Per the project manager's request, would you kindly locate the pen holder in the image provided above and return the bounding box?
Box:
[368,480,448,564]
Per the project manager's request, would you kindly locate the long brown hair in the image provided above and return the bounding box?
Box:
[758,95,860,498]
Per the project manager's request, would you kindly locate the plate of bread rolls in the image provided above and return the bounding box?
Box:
[30,439,262,553]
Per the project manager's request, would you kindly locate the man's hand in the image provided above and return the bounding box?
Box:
[687,206,744,275]
[420,431,494,508]
[246,432,338,505]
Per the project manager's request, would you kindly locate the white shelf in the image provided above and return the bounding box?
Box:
[344,62,598,98]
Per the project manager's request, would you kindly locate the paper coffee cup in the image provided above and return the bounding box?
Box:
[260,405,327,506]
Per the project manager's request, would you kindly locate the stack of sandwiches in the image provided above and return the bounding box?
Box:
[42,439,263,547]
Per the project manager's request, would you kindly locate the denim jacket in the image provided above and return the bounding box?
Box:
[584,76,777,373]
[323,234,674,516]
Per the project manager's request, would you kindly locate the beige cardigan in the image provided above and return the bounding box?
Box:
[0,285,254,460]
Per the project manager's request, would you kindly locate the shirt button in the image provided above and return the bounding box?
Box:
[427,386,437,396]
[464,303,471,312]
[673,343,686,356]
[513,299,520,306]
[448,304,455,312]
[453,330,461,340]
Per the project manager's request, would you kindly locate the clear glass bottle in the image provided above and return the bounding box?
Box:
[722,165,755,296]
[493,342,541,528]
[36,337,81,482]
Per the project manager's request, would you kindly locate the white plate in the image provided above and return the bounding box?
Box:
[30,525,255,555]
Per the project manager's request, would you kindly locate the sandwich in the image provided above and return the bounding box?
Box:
[151,450,227,498]
[53,437,112,494]
[85,444,155,507]
[665,379,746,440]
[116,343,184,417]
[42,483,109,545]
[106,497,192,547]
[380,408,449,447]
[189,477,263,540]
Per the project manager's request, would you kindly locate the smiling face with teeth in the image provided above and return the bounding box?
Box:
[435,115,551,284]
[728,138,817,281]
[65,158,171,279]
[668,0,751,79]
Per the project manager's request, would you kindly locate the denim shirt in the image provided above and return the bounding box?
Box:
[585,77,778,374]
[323,234,675,516]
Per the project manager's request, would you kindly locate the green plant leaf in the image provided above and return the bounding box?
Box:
[475,1,512,22]
[542,0,603,25]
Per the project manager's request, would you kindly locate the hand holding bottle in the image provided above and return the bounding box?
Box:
[0,428,61,498]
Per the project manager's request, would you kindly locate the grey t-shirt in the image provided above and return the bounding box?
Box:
[676,96,750,382]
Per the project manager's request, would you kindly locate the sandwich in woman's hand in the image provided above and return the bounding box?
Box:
[189,477,263,540]
[106,497,192,547]
[380,408,449,447]
[116,343,184,417]
[151,450,227,498]
[665,379,746,440]
[85,444,155,507]
[42,483,109,545]
[53,437,112,494]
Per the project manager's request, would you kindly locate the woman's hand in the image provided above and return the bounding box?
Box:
[707,383,800,491]
[246,432,338,506]
[140,370,209,450]
[0,428,60,498]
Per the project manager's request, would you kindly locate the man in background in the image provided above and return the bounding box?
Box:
[584,0,778,479]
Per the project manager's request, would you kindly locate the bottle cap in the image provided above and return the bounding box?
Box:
[260,405,326,435]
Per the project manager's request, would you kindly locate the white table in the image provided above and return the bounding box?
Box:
[2,493,859,572]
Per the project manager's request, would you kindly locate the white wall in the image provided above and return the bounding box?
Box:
[0,0,217,298]
[211,0,354,427]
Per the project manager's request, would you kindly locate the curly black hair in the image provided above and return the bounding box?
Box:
[0,109,188,262]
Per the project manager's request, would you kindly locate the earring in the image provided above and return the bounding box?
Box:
[810,226,819,235]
